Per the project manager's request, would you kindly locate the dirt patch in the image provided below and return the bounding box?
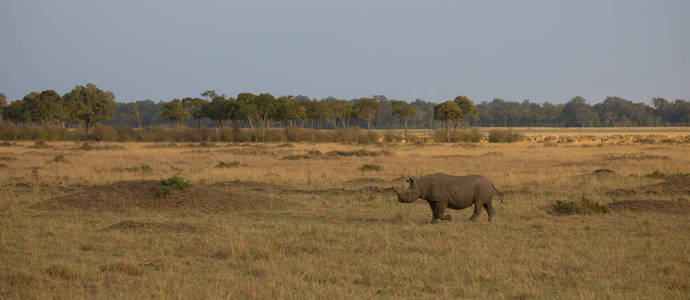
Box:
[601,152,669,161]
[481,152,504,157]
[574,169,626,182]
[607,200,690,214]
[343,178,388,186]
[606,177,690,196]
[34,179,396,212]
[102,220,200,233]
[430,154,473,159]
[35,180,287,212]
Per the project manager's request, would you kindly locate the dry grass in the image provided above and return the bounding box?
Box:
[0,133,689,299]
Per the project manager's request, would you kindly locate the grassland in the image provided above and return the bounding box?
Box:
[0,135,689,299]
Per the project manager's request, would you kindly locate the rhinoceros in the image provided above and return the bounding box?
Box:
[392,172,501,223]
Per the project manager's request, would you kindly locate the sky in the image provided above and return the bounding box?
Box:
[1,0,688,104]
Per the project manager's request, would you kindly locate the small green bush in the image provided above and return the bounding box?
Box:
[359,163,382,172]
[488,129,524,143]
[157,175,191,197]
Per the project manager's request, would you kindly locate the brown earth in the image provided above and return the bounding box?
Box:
[102,220,200,233]
[607,200,690,214]
[343,177,388,186]
[34,180,287,212]
[606,177,690,196]
[574,169,627,183]
[34,180,393,212]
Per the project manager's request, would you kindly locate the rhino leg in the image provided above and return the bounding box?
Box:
[429,201,451,223]
[468,202,482,222]
[483,201,495,222]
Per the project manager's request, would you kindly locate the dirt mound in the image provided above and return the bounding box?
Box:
[35,180,286,212]
[102,220,200,233]
[608,200,690,214]
[343,177,388,185]
[607,177,690,196]
[574,169,626,182]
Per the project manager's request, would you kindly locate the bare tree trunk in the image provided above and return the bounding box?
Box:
[404,121,409,143]
[445,120,451,143]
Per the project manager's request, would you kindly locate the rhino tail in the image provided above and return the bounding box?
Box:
[491,182,503,203]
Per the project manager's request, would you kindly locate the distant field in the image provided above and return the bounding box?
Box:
[0,138,688,298]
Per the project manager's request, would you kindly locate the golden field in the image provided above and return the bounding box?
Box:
[0,133,689,299]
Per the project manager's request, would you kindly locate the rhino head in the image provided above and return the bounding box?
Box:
[392,177,422,203]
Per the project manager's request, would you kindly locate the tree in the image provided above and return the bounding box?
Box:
[201,95,235,136]
[434,101,463,142]
[0,93,6,122]
[130,103,142,128]
[353,97,381,130]
[161,99,190,131]
[328,99,352,129]
[559,96,599,127]
[236,93,259,140]
[182,97,208,130]
[63,83,116,132]
[454,95,478,128]
[254,93,277,142]
[391,100,416,142]
[274,95,305,127]
[2,100,28,125]
[21,90,65,126]
[305,99,331,129]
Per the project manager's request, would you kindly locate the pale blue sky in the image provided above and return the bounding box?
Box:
[1,0,688,104]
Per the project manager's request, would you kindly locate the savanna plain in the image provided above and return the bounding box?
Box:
[1,130,689,299]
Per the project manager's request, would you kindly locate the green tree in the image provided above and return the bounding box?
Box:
[254,93,277,142]
[434,101,463,142]
[274,95,306,127]
[161,99,190,131]
[560,96,599,127]
[201,95,235,136]
[391,100,416,142]
[328,99,352,129]
[454,95,478,128]
[236,93,259,140]
[305,99,331,129]
[0,93,6,122]
[63,83,116,132]
[2,100,28,125]
[130,103,142,128]
[353,97,381,130]
[182,97,208,130]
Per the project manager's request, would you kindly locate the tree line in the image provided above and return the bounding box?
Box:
[2,84,689,138]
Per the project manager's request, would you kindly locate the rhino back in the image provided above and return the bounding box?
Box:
[418,173,487,204]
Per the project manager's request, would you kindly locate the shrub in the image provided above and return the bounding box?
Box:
[359,163,382,171]
[136,126,176,142]
[215,161,243,168]
[327,149,390,157]
[157,175,191,197]
[549,194,609,215]
[433,129,484,143]
[488,129,524,143]
[90,125,119,141]
[113,126,136,142]
[384,131,402,143]
[643,170,690,180]
[281,154,311,160]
